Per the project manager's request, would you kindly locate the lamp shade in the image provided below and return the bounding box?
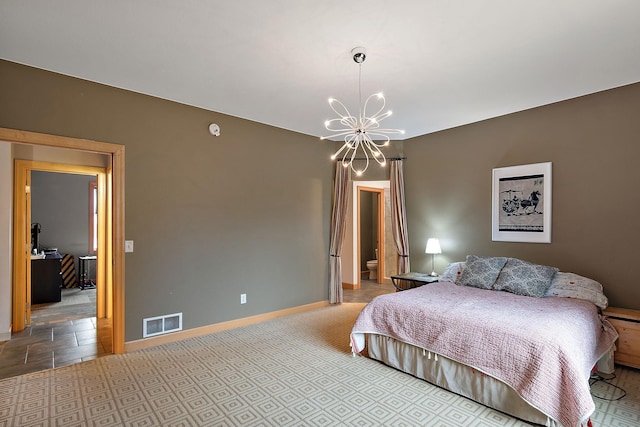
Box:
[425,238,441,254]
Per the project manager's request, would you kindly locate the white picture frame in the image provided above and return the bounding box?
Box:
[492,162,552,243]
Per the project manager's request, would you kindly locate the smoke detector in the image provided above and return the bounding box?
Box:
[208,123,220,136]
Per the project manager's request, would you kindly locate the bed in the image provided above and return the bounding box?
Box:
[350,256,618,427]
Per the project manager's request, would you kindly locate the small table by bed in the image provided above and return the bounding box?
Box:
[78,255,97,290]
[391,272,439,291]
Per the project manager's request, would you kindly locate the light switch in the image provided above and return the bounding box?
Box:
[125,240,134,253]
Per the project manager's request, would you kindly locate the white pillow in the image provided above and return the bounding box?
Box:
[544,272,608,310]
[440,261,466,284]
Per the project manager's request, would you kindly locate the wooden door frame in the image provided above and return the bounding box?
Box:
[357,186,385,284]
[15,161,109,325]
[2,127,125,354]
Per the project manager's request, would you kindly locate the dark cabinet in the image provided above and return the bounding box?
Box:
[31,258,62,304]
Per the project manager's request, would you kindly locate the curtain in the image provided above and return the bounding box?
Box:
[329,164,350,304]
[390,160,411,274]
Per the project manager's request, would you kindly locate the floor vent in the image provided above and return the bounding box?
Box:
[143,312,183,338]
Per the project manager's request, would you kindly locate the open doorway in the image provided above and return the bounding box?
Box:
[359,187,384,284]
[28,170,104,350]
[8,161,112,378]
[342,182,397,302]
[2,127,125,357]
[341,180,398,290]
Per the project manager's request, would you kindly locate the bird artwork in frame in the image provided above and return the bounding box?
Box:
[492,162,552,243]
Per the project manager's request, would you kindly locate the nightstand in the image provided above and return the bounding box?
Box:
[391,272,439,291]
[604,307,640,369]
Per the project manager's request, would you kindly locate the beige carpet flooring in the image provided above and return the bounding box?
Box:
[1,303,638,426]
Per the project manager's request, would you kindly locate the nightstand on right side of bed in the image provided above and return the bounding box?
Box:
[604,307,640,369]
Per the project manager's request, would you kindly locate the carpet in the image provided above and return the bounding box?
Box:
[1,303,638,426]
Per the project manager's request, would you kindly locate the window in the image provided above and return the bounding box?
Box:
[89,181,98,254]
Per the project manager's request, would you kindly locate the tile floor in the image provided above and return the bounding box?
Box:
[342,278,395,303]
[0,288,109,380]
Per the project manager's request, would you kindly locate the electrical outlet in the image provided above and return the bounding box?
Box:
[240,293,247,304]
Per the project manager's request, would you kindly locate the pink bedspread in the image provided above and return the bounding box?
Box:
[350,281,618,427]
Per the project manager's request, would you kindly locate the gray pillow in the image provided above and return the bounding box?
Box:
[493,258,558,297]
[457,255,508,290]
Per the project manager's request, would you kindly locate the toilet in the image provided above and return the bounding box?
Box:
[366,249,378,280]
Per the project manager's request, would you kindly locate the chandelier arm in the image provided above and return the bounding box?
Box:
[351,144,369,176]
[370,110,393,123]
[344,140,360,167]
[363,133,391,146]
[337,150,354,168]
[370,128,404,134]
[344,133,360,147]
[362,93,387,122]
[344,134,361,153]
[328,98,354,119]
[369,148,387,166]
[361,118,381,130]
[362,135,387,163]
[339,118,359,129]
[339,150,353,165]
[326,116,359,129]
[323,114,357,134]
[365,150,387,166]
[323,128,359,138]
[324,125,352,135]
[332,141,352,160]
[355,160,370,175]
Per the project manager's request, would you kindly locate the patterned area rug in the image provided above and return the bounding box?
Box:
[0,303,638,426]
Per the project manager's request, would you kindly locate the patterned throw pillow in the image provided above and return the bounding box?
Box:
[493,258,558,297]
[544,272,608,310]
[457,255,508,290]
[440,261,466,283]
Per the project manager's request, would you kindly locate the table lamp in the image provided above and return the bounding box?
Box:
[425,238,441,277]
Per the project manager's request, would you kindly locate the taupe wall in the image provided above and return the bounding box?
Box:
[31,171,95,257]
[403,82,640,310]
[2,55,638,340]
[0,60,334,341]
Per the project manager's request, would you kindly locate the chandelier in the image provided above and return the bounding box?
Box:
[321,47,404,176]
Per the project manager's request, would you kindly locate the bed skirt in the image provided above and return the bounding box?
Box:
[367,335,615,426]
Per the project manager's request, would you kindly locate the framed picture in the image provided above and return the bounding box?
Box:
[492,162,552,243]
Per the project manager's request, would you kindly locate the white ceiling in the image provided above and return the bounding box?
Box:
[1,1,639,140]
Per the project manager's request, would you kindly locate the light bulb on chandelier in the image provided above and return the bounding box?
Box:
[321,47,404,176]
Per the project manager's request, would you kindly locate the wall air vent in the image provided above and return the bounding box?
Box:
[143,312,183,338]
